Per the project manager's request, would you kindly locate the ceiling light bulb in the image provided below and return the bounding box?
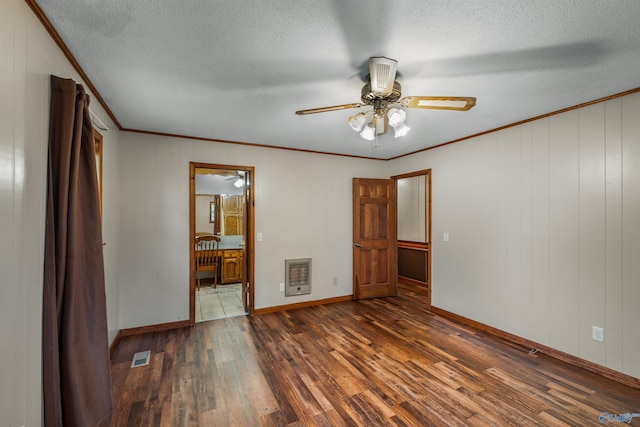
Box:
[234,178,244,188]
[348,112,367,132]
[360,123,376,141]
[387,108,406,127]
[392,123,411,138]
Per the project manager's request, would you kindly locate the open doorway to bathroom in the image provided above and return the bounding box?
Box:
[189,162,254,323]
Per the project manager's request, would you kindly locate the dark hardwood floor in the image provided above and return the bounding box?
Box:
[110,284,640,426]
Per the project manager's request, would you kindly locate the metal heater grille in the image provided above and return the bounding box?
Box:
[285,258,311,296]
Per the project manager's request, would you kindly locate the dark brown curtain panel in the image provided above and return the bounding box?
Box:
[43,75,112,427]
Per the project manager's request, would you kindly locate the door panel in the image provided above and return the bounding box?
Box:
[353,178,396,299]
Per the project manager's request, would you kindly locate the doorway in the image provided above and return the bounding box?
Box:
[189,162,254,323]
[393,170,431,308]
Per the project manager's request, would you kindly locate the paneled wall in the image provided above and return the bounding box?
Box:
[117,132,387,328]
[0,0,121,424]
[389,93,640,379]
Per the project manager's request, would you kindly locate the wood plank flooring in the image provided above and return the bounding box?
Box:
[110,284,640,426]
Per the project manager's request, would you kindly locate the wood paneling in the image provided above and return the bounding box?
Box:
[578,103,607,365]
[389,90,640,382]
[397,246,427,283]
[621,94,640,376]
[548,112,581,355]
[530,119,551,346]
[110,285,640,426]
[604,98,623,371]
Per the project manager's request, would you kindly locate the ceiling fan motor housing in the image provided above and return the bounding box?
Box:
[361,80,402,105]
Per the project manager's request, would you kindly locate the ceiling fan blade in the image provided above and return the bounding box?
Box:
[295,103,364,115]
[399,96,476,111]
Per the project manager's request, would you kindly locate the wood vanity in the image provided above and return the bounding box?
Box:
[220,248,244,284]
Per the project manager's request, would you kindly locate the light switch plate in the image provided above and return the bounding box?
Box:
[257,232,263,241]
[443,232,449,242]
[592,326,604,342]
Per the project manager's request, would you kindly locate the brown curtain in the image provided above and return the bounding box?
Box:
[43,75,112,427]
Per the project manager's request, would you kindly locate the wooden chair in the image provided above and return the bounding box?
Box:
[195,235,221,291]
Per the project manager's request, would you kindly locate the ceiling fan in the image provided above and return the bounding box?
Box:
[295,57,476,144]
[224,170,246,188]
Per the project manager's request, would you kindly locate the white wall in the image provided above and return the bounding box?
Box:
[389,93,640,380]
[0,1,121,425]
[195,195,215,233]
[102,128,122,344]
[117,132,387,328]
[397,175,427,242]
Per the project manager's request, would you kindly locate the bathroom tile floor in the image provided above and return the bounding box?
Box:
[195,283,245,322]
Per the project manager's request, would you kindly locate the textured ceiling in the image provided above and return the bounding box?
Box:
[35,0,640,159]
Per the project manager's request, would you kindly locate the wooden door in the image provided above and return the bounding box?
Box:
[222,195,243,235]
[353,178,397,299]
[223,214,242,235]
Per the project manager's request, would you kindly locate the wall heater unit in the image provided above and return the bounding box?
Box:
[285,258,311,296]
[131,350,151,368]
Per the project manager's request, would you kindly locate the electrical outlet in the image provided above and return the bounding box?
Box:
[332,277,337,286]
[279,283,284,292]
[592,326,604,342]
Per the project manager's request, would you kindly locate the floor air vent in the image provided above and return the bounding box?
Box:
[285,258,311,296]
[131,350,151,368]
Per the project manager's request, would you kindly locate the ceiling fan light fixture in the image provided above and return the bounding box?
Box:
[294,58,475,145]
[387,108,406,126]
[392,122,411,138]
[234,178,244,188]
[348,112,368,132]
[360,123,376,141]
[369,56,398,96]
